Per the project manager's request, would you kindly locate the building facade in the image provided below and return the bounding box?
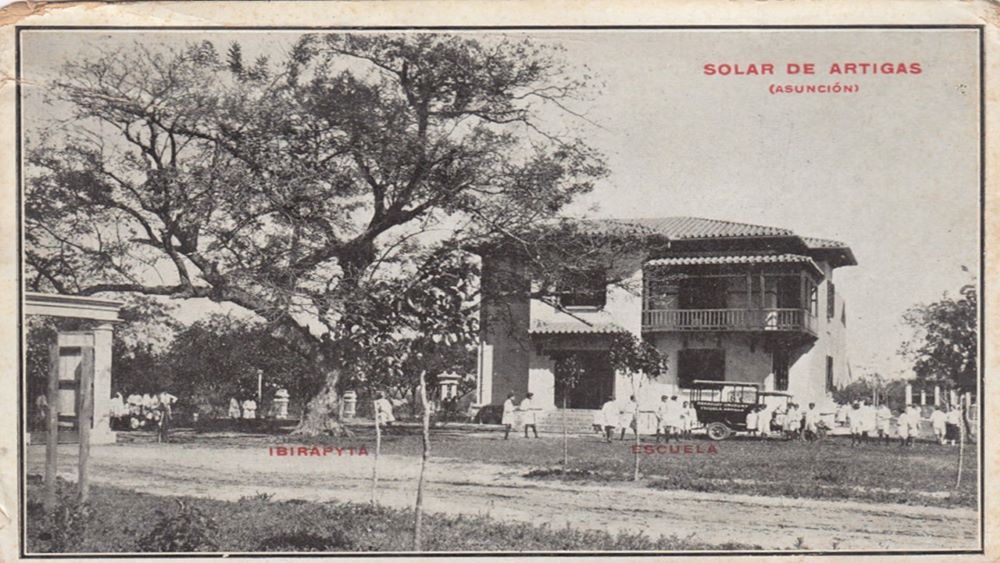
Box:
[475,217,856,418]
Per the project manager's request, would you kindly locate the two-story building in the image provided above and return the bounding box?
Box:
[474,216,856,425]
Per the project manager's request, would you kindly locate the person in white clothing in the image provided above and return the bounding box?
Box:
[847,402,864,446]
[803,403,820,441]
[502,392,516,440]
[374,391,395,428]
[930,406,947,445]
[110,392,126,418]
[906,405,921,445]
[600,396,619,443]
[655,395,675,443]
[756,405,771,439]
[896,407,910,446]
[945,406,962,446]
[520,393,539,438]
[683,401,698,438]
[228,397,241,419]
[745,406,759,439]
[242,398,257,419]
[860,400,876,443]
[875,403,893,445]
[619,395,638,441]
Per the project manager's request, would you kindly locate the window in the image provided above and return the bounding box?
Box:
[825,356,835,392]
[776,276,802,308]
[678,277,727,309]
[808,282,818,316]
[645,277,678,310]
[554,270,607,309]
[826,281,836,319]
[677,349,725,388]
[773,348,789,391]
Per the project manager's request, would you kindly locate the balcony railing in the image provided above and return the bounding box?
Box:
[642,308,816,335]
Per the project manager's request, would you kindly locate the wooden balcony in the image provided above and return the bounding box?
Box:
[642,308,816,335]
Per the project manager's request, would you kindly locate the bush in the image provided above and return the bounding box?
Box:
[26,494,90,552]
[25,482,758,553]
[258,530,352,551]
[137,499,219,552]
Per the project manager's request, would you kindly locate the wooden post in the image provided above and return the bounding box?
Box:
[413,371,431,551]
[956,403,966,489]
[78,347,95,503]
[371,395,381,505]
[45,343,60,510]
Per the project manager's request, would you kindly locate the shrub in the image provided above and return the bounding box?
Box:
[257,530,352,551]
[137,498,219,552]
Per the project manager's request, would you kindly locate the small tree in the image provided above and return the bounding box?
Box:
[900,283,977,393]
[608,332,666,481]
[554,354,586,470]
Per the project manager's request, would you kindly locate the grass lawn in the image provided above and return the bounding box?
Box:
[141,424,978,508]
[25,476,758,553]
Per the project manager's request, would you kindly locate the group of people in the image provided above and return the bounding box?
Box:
[502,392,541,439]
[593,395,697,443]
[111,390,177,441]
[228,397,258,419]
[745,402,825,441]
[650,395,697,443]
[837,401,965,447]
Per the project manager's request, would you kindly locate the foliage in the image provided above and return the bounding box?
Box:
[137,498,220,552]
[553,353,586,399]
[25,479,91,553]
[25,295,180,402]
[25,33,607,424]
[26,482,757,552]
[151,314,321,413]
[608,332,666,383]
[832,377,910,412]
[900,284,977,393]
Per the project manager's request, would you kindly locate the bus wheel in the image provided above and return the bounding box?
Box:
[706,422,732,441]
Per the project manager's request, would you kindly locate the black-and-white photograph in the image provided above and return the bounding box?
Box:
[11,21,984,557]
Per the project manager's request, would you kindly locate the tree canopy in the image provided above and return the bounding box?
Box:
[25,33,607,428]
[900,283,977,393]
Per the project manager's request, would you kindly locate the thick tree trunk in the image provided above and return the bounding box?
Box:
[291,368,353,436]
[413,371,430,551]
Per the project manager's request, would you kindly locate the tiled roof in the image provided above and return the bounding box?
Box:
[645,254,816,267]
[529,320,627,335]
[802,236,849,249]
[614,217,794,239]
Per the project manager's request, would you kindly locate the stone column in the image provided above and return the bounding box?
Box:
[91,323,117,444]
[905,383,912,406]
[919,389,926,406]
[934,386,941,406]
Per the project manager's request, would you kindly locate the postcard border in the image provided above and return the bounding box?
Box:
[14,23,987,559]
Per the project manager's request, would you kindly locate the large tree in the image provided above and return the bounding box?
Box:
[900,283,977,393]
[25,33,606,433]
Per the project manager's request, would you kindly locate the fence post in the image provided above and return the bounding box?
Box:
[45,343,59,510]
[78,347,95,502]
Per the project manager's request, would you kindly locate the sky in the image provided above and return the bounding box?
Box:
[20,29,981,379]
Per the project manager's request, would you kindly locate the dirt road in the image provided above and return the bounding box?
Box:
[25,442,978,551]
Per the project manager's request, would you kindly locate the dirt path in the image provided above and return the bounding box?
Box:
[25,443,978,551]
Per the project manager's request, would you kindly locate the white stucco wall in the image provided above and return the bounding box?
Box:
[527,349,557,409]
